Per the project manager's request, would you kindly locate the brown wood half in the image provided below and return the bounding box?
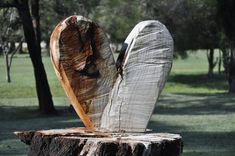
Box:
[50,21,94,130]
[50,16,117,129]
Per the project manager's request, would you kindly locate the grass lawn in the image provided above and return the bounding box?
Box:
[0,51,235,156]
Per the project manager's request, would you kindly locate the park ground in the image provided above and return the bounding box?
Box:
[0,51,235,156]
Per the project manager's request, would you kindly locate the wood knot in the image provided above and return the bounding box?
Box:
[67,16,77,25]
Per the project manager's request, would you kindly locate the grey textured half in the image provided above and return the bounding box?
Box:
[100,20,174,132]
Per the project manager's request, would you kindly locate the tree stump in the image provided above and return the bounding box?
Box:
[15,128,183,156]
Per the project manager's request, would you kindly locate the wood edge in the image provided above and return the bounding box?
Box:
[59,67,95,131]
[14,128,182,141]
[49,21,95,131]
[14,131,35,145]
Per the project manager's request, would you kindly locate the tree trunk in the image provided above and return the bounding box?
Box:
[207,48,216,78]
[9,41,15,53]
[221,48,229,75]
[15,128,183,156]
[30,0,41,49]
[218,50,222,74]
[228,45,235,93]
[16,0,56,113]
[18,41,23,54]
[4,51,11,83]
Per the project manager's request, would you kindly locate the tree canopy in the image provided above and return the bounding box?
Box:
[1,0,235,102]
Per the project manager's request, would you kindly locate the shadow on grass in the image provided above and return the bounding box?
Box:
[0,105,82,139]
[1,87,234,155]
[0,105,76,121]
[149,120,235,156]
[155,93,235,115]
[168,73,228,91]
[150,92,235,156]
[0,105,83,155]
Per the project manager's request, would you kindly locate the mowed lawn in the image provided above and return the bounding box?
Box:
[0,51,235,156]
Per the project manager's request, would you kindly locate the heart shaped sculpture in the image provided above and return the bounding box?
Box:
[50,16,173,132]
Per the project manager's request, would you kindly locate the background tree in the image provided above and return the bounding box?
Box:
[0,0,56,113]
[0,8,23,82]
[93,0,142,50]
[144,0,227,77]
[217,0,235,93]
[39,0,101,51]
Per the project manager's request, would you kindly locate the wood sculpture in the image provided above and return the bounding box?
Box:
[15,16,181,156]
[50,15,173,132]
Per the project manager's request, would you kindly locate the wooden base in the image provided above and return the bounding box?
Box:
[15,128,183,156]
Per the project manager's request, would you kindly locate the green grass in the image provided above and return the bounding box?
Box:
[0,51,228,98]
[0,55,65,98]
[152,93,235,156]
[163,50,228,94]
[0,51,235,156]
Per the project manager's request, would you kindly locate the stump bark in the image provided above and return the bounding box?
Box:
[15,128,183,156]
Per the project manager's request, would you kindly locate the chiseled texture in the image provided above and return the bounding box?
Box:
[101,20,174,132]
[50,16,117,128]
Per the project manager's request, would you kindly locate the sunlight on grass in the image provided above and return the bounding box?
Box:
[0,51,229,98]
[163,82,227,94]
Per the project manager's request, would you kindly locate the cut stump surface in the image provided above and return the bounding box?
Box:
[15,128,183,156]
